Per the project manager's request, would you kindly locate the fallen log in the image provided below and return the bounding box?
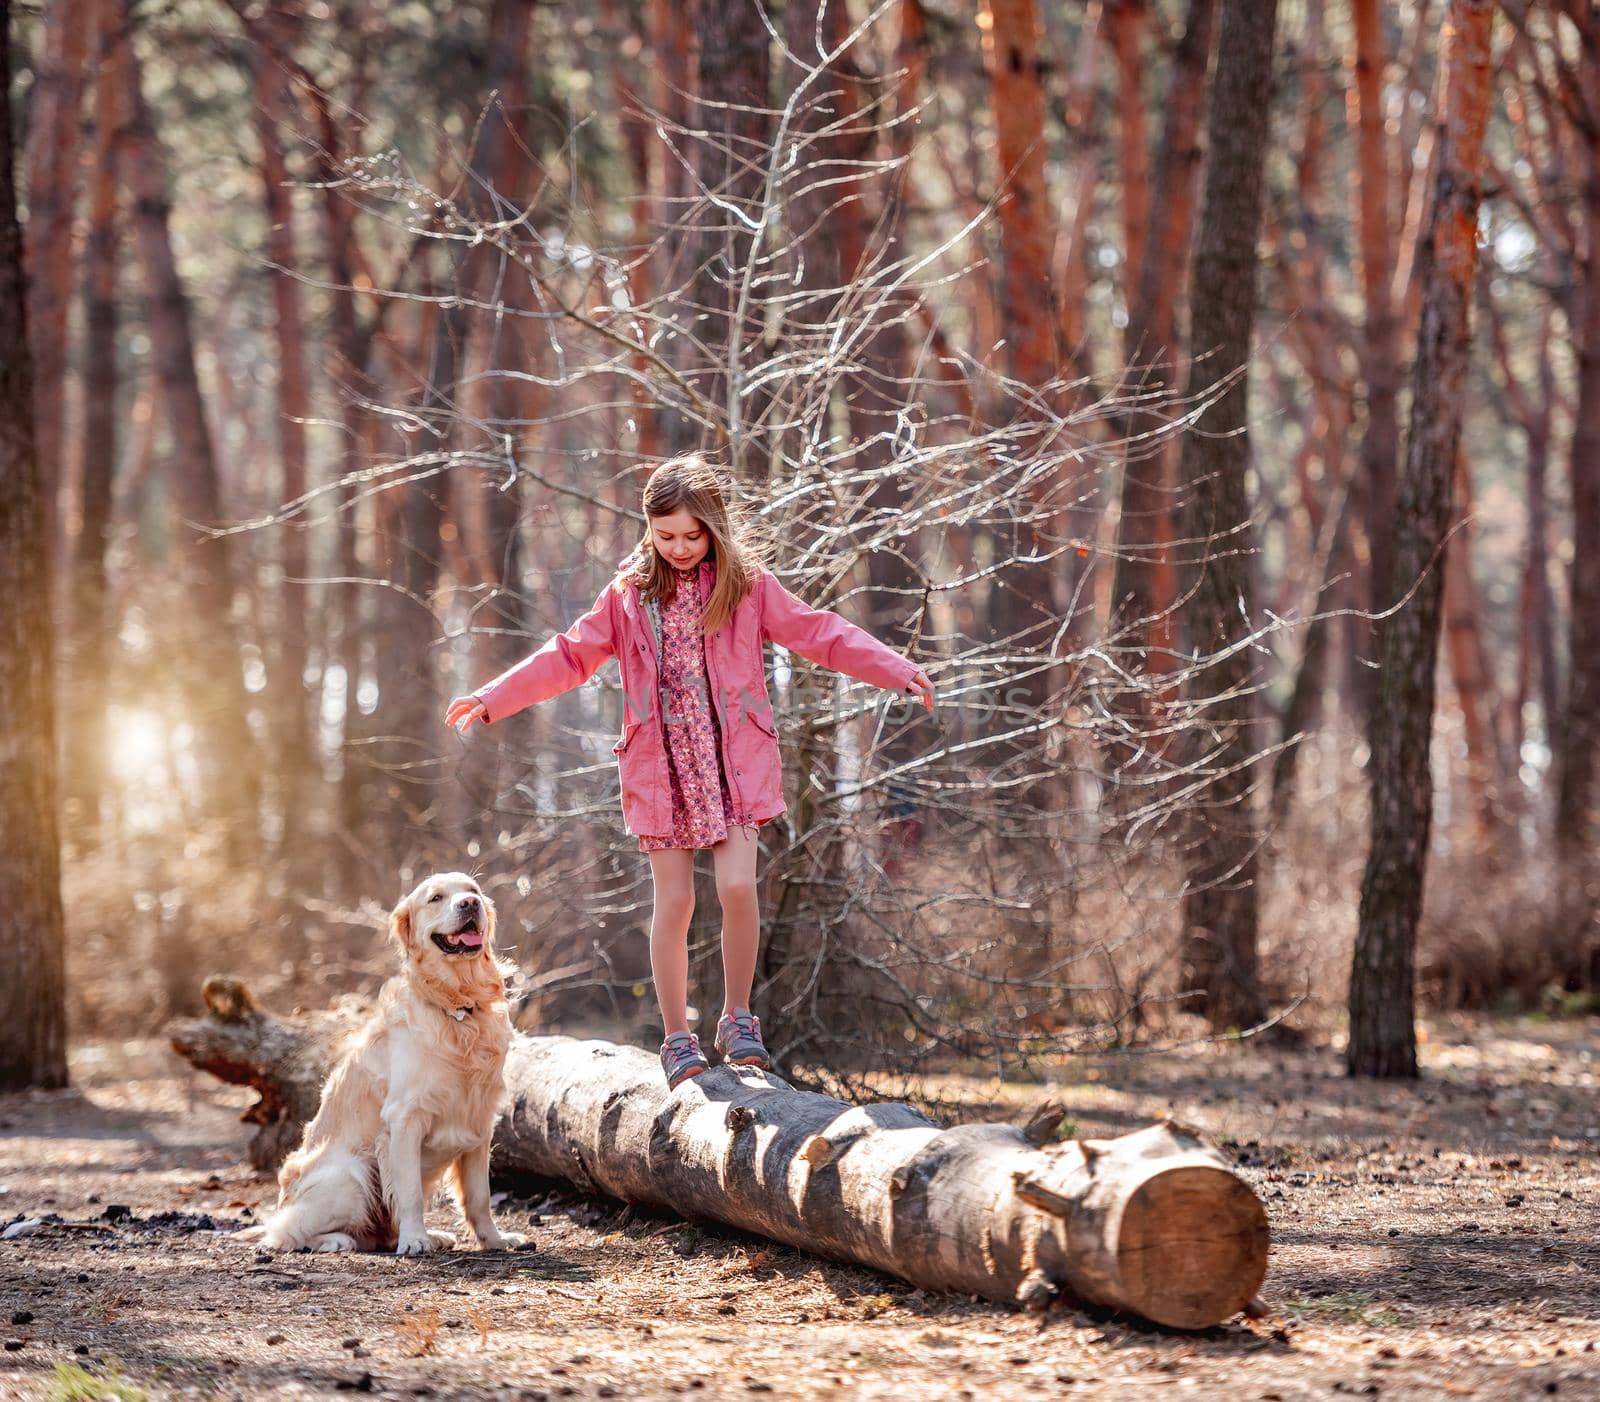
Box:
[170,978,1269,1329]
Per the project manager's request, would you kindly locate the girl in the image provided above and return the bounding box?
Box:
[444,456,934,1088]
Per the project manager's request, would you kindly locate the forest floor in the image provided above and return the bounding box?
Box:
[0,1016,1596,1401]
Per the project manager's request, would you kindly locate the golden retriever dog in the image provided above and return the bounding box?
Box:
[254,873,522,1255]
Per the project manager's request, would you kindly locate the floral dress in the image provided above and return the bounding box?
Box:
[637,562,767,852]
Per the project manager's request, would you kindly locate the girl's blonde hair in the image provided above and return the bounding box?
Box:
[617,456,772,634]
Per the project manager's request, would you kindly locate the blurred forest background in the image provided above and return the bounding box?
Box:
[0,0,1593,1094]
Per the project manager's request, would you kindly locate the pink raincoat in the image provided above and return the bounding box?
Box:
[471,564,920,836]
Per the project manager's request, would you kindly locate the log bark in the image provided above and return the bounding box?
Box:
[170,978,1268,1330]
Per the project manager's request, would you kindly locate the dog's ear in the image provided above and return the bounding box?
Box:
[481,894,497,946]
[389,897,413,953]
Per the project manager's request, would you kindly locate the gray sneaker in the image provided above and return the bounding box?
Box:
[714,1010,771,1069]
[659,1032,709,1089]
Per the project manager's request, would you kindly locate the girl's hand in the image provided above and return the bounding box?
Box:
[905,667,935,713]
[445,695,489,734]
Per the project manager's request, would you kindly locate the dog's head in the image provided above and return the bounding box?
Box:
[389,872,498,980]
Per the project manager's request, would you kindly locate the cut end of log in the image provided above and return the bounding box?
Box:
[1114,1164,1270,1330]
[202,976,259,1022]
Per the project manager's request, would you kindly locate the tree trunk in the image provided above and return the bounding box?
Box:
[169,977,1269,1330]
[458,0,537,851]
[0,0,68,1090]
[668,0,772,462]
[1441,451,1501,837]
[981,0,1060,395]
[1556,26,1600,870]
[1107,0,1149,293]
[780,0,926,869]
[288,52,378,887]
[1267,0,1354,819]
[603,0,661,462]
[1108,0,1217,704]
[1482,258,1558,776]
[647,0,694,457]
[63,0,123,846]
[22,0,88,547]
[1347,0,1495,1080]
[979,0,1075,777]
[1055,0,1101,386]
[1347,0,1404,734]
[1173,0,1279,1031]
[381,293,450,838]
[251,22,317,863]
[117,12,262,844]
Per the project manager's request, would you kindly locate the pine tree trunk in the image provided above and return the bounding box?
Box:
[251,21,316,863]
[1442,452,1501,837]
[459,0,537,851]
[981,0,1060,394]
[63,0,123,847]
[1269,0,1355,816]
[1348,0,1496,1080]
[1107,0,1149,292]
[1556,29,1600,871]
[603,0,661,462]
[979,0,1069,746]
[1522,338,1561,768]
[1109,0,1217,704]
[668,0,772,462]
[1055,0,1101,385]
[117,14,263,844]
[780,0,926,867]
[290,62,377,886]
[0,0,68,1091]
[1173,0,1279,1031]
[22,0,87,546]
[1347,0,1405,734]
[647,0,693,458]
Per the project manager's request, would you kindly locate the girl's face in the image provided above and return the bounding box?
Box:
[649,509,711,571]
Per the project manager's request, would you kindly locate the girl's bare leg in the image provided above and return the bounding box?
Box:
[646,848,696,1036]
[712,826,761,1017]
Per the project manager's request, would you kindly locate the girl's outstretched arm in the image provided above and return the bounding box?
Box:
[447,582,620,732]
[758,570,933,708]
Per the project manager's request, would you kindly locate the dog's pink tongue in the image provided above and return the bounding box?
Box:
[456,928,484,948]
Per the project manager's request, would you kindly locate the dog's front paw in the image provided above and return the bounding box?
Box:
[394,1231,433,1257]
[475,1229,525,1251]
